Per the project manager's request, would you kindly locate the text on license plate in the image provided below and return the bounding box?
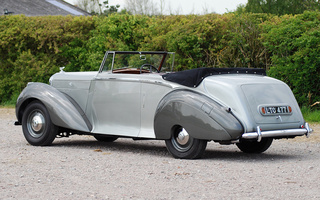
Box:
[260,106,292,115]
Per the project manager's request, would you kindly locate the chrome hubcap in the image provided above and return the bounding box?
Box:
[27,111,45,138]
[172,127,193,152]
[176,128,190,145]
[31,114,44,132]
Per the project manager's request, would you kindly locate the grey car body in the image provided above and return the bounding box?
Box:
[15,51,312,159]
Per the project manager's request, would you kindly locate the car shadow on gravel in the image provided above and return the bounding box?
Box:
[52,138,171,158]
[203,149,301,161]
[50,137,303,161]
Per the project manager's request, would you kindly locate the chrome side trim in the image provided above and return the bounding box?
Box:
[95,77,173,88]
[95,77,139,82]
[242,123,313,141]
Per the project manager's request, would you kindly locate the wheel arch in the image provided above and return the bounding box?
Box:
[154,90,244,141]
[16,82,92,133]
[16,97,38,123]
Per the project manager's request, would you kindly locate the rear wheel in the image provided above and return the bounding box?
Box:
[22,101,58,146]
[236,138,273,153]
[165,126,207,159]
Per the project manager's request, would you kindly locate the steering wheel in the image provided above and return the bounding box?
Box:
[140,63,159,73]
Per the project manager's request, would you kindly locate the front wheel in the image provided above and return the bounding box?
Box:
[236,138,273,153]
[22,101,58,146]
[165,126,207,159]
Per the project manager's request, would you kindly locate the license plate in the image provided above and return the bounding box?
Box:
[260,105,292,115]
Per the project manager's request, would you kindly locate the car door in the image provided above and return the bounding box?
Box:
[89,72,141,137]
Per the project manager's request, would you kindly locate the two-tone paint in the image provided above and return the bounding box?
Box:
[16,69,311,143]
[16,51,312,158]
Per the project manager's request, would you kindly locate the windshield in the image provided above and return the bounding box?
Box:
[101,51,175,74]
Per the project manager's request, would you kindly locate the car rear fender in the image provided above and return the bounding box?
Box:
[154,90,244,141]
[16,82,91,133]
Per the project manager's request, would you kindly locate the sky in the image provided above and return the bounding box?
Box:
[66,0,248,15]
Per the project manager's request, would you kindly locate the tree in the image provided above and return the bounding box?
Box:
[76,0,101,14]
[244,0,320,15]
[75,0,120,15]
[124,0,160,15]
[102,0,121,15]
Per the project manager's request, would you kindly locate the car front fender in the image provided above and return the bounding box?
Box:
[154,90,243,141]
[16,82,91,133]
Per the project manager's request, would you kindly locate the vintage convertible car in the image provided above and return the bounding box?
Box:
[15,51,312,159]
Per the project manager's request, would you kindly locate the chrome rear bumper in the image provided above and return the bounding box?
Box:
[241,123,313,142]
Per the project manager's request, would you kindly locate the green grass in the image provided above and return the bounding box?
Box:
[0,100,16,108]
[0,105,15,108]
[301,106,320,122]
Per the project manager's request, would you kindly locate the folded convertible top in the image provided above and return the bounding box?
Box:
[162,67,266,87]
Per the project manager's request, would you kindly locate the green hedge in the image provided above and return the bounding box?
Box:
[262,12,320,106]
[0,12,319,107]
[0,15,95,103]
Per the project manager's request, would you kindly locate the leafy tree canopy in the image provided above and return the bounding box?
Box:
[243,0,320,15]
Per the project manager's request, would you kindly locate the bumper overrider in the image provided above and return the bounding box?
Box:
[241,123,313,142]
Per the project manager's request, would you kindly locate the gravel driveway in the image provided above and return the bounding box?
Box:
[1,108,319,199]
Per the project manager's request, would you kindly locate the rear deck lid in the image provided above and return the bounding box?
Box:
[241,83,303,124]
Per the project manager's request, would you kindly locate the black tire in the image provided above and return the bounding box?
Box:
[165,126,207,159]
[22,101,58,146]
[236,138,273,153]
[94,135,118,142]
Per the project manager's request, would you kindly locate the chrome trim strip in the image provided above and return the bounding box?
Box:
[242,123,312,141]
[95,77,173,88]
[95,77,140,82]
